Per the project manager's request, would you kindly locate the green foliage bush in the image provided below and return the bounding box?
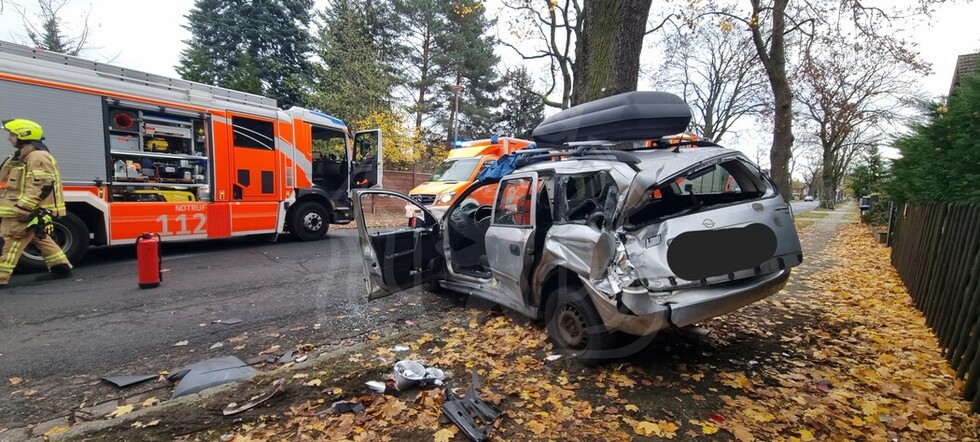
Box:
[887,73,980,204]
[862,201,891,227]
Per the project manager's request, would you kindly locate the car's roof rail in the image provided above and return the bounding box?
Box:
[514,145,642,167]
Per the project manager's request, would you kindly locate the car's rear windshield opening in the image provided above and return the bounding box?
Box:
[625,158,772,229]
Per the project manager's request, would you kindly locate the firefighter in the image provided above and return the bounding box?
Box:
[0,119,72,287]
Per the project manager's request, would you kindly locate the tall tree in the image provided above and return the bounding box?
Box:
[657,16,768,142]
[500,0,580,108]
[177,0,314,107]
[572,0,653,105]
[691,0,954,203]
[394,0,447,136]
[435,0,501,143]
[15,0,90,55]
[797,25,919,209]
[493,67,545,139]
[312,0,397,126]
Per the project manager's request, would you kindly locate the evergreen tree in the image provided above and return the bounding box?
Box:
[434,0,500,143]
[312,0,397,127]
[19,0,91,56]
[393,0,449,136]
[177,0,314,107]
[493,67,544,139]
[887,74,980,204]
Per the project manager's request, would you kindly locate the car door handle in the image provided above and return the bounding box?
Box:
[509,244,520,255]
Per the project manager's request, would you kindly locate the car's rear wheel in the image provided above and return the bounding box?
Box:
[544,284,612,365]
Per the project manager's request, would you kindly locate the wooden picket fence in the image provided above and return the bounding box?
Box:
[890,202,980,412]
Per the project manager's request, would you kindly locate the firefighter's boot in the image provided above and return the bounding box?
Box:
[34,264,73,281]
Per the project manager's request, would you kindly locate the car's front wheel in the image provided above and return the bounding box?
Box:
[544,284,612,365]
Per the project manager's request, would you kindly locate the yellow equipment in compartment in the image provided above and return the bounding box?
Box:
[146,137,169,152]
[132,189,196,202]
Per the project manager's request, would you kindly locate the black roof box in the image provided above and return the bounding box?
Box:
[532,91,692,146]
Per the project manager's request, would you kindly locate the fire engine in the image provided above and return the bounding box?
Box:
[0,41,382,271]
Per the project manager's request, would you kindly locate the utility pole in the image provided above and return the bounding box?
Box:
[451,83,465,146]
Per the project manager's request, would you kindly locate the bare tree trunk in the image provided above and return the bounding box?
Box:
[571,0,652,105]
[750,0,793,203]
[820,144,837,209]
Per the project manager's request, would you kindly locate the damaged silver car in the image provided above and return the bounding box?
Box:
[354,92,803,362]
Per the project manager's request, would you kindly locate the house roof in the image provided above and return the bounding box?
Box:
[950,53,980,95]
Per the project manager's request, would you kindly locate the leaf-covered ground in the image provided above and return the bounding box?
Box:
[78,212,980,441]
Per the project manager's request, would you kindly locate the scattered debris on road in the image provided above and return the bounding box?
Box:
[441,369,499,442]
[101,375,156,388]
[169,356,258,399]
[222,378,285,416]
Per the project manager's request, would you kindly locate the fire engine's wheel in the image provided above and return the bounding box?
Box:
[17,212,90,273]
[290,201,329,241]
[545,284,613,366]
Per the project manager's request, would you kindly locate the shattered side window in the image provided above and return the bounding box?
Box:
[493,177,533,226]
[625,158,772,229]
[556,171,618,225]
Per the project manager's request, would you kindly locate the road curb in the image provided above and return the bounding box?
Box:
[53,314,452,441]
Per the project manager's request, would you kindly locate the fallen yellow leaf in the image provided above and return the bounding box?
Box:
[433,428,455,442]
[107,404,134,418]
[43,425,69,437]
[624,404,639,412]
[142,397,159,408]
[921,420,942,431]
[797,429,815,441]
[634,421,660,436]
[305,379,322,387]
[8,377,22,385]
[145,419,161,427]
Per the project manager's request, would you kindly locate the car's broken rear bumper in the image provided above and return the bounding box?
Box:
[585,269,791,336]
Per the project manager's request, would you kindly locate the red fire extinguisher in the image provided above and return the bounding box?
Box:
[136,233,162,289]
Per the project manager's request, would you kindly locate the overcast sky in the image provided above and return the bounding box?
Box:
[2,0,976,97]
[1,0,978,167]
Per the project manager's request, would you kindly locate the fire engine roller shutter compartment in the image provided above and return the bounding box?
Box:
[0,79,108,182]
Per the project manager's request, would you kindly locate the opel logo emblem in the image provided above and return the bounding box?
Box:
[702,219,715,228]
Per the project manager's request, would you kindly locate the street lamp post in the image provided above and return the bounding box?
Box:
[451,83,465,146]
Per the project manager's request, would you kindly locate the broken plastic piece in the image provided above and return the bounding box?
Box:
[392,345,410,352]
[440,369,500,442]
[544,354,562,362]
[330,401,366,415]
[365,380,387,393]
[222,378,286,416]
[213,318,243,325]
[101,375,156,388]
[278,350,297,364]
[169,356,258,399]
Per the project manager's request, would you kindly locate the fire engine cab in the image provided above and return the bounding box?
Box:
[0,41,382,271]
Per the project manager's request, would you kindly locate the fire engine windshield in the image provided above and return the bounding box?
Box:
[430,158,481,182]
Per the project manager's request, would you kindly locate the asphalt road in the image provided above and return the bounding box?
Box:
[792,199,819,214]
[0,228,458,428]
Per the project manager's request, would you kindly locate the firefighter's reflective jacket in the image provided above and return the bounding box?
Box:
[0,141,66,220]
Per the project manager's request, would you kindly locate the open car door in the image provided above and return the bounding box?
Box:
[354,190,444,300]
[484,172,539,312]
[351,129,383,189]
